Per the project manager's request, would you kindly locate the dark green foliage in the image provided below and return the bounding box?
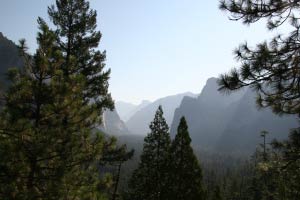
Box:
[0,17,109,200]
[268,128,300,199]
[249,133,278,200]
[218,1,300,199]
[126,106,171,200]
[48,0,114,115]
[241,130,300,200]
[0,33,24,89]
[100,142,134,200]
[218,0,300,115]
[121,130,300,200]
[0,21,65,199]
[118,125,299,200]
[212,185,223,200]
[169,117,204,200]
[0,0,118,199]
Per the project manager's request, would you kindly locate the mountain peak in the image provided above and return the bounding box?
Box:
[126,92,196,135]
[206,77,218,83]
[198,77,219,100]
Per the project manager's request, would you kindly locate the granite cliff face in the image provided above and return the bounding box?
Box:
[99,109,130,136]
[171,78,298,154]
[215,88,298,154]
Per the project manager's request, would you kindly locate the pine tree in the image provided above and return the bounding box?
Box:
[169,116,204,200]
[46,0,115,198]
[268,128,300,200]
[0,18,110,200]
[218,0,300,115]
[0,0,116,199]
[100,142,134,200]
[218,2,300,198]
[127,106,171,200]
[248,132,287,200]
[0,20,65,199]
[48,0,114,116]
[212,185,223,200]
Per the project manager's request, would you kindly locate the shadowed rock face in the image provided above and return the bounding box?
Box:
[171,77,298,154]
[215,89,298,154]
[0,32,23,86]
[126,92,197,135]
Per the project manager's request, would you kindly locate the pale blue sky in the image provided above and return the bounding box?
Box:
[0,0,281,104]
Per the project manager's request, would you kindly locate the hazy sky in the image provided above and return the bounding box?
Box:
[0,0,281,104]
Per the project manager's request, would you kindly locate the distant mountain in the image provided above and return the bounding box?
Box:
[171,78,246,150]
[171,77,298,154]
[126,92,197,135]
[115,100,151,122]
[0,32,23,86]
[115,102,136,121]
[216,88,298,154]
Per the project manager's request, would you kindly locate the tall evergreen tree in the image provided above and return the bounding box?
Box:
[0,18,110,200]
[212,185,223,200]
[46,0,116,198]
[0,20,70,199]
[0,0,117,199]
[169,116,204,200]
[127,106,171,200]
[48,0,114,117]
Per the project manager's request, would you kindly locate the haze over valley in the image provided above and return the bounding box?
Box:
[1,1,299,199]
[1,31,297,155]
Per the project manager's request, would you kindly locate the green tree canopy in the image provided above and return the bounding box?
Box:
[127,106,171,200]
[218,0,300,115]
[218,2,300,199]
[212,185,223,200]
[0,0,116,199]
[169,116,204,200]
[48,0,114,119]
